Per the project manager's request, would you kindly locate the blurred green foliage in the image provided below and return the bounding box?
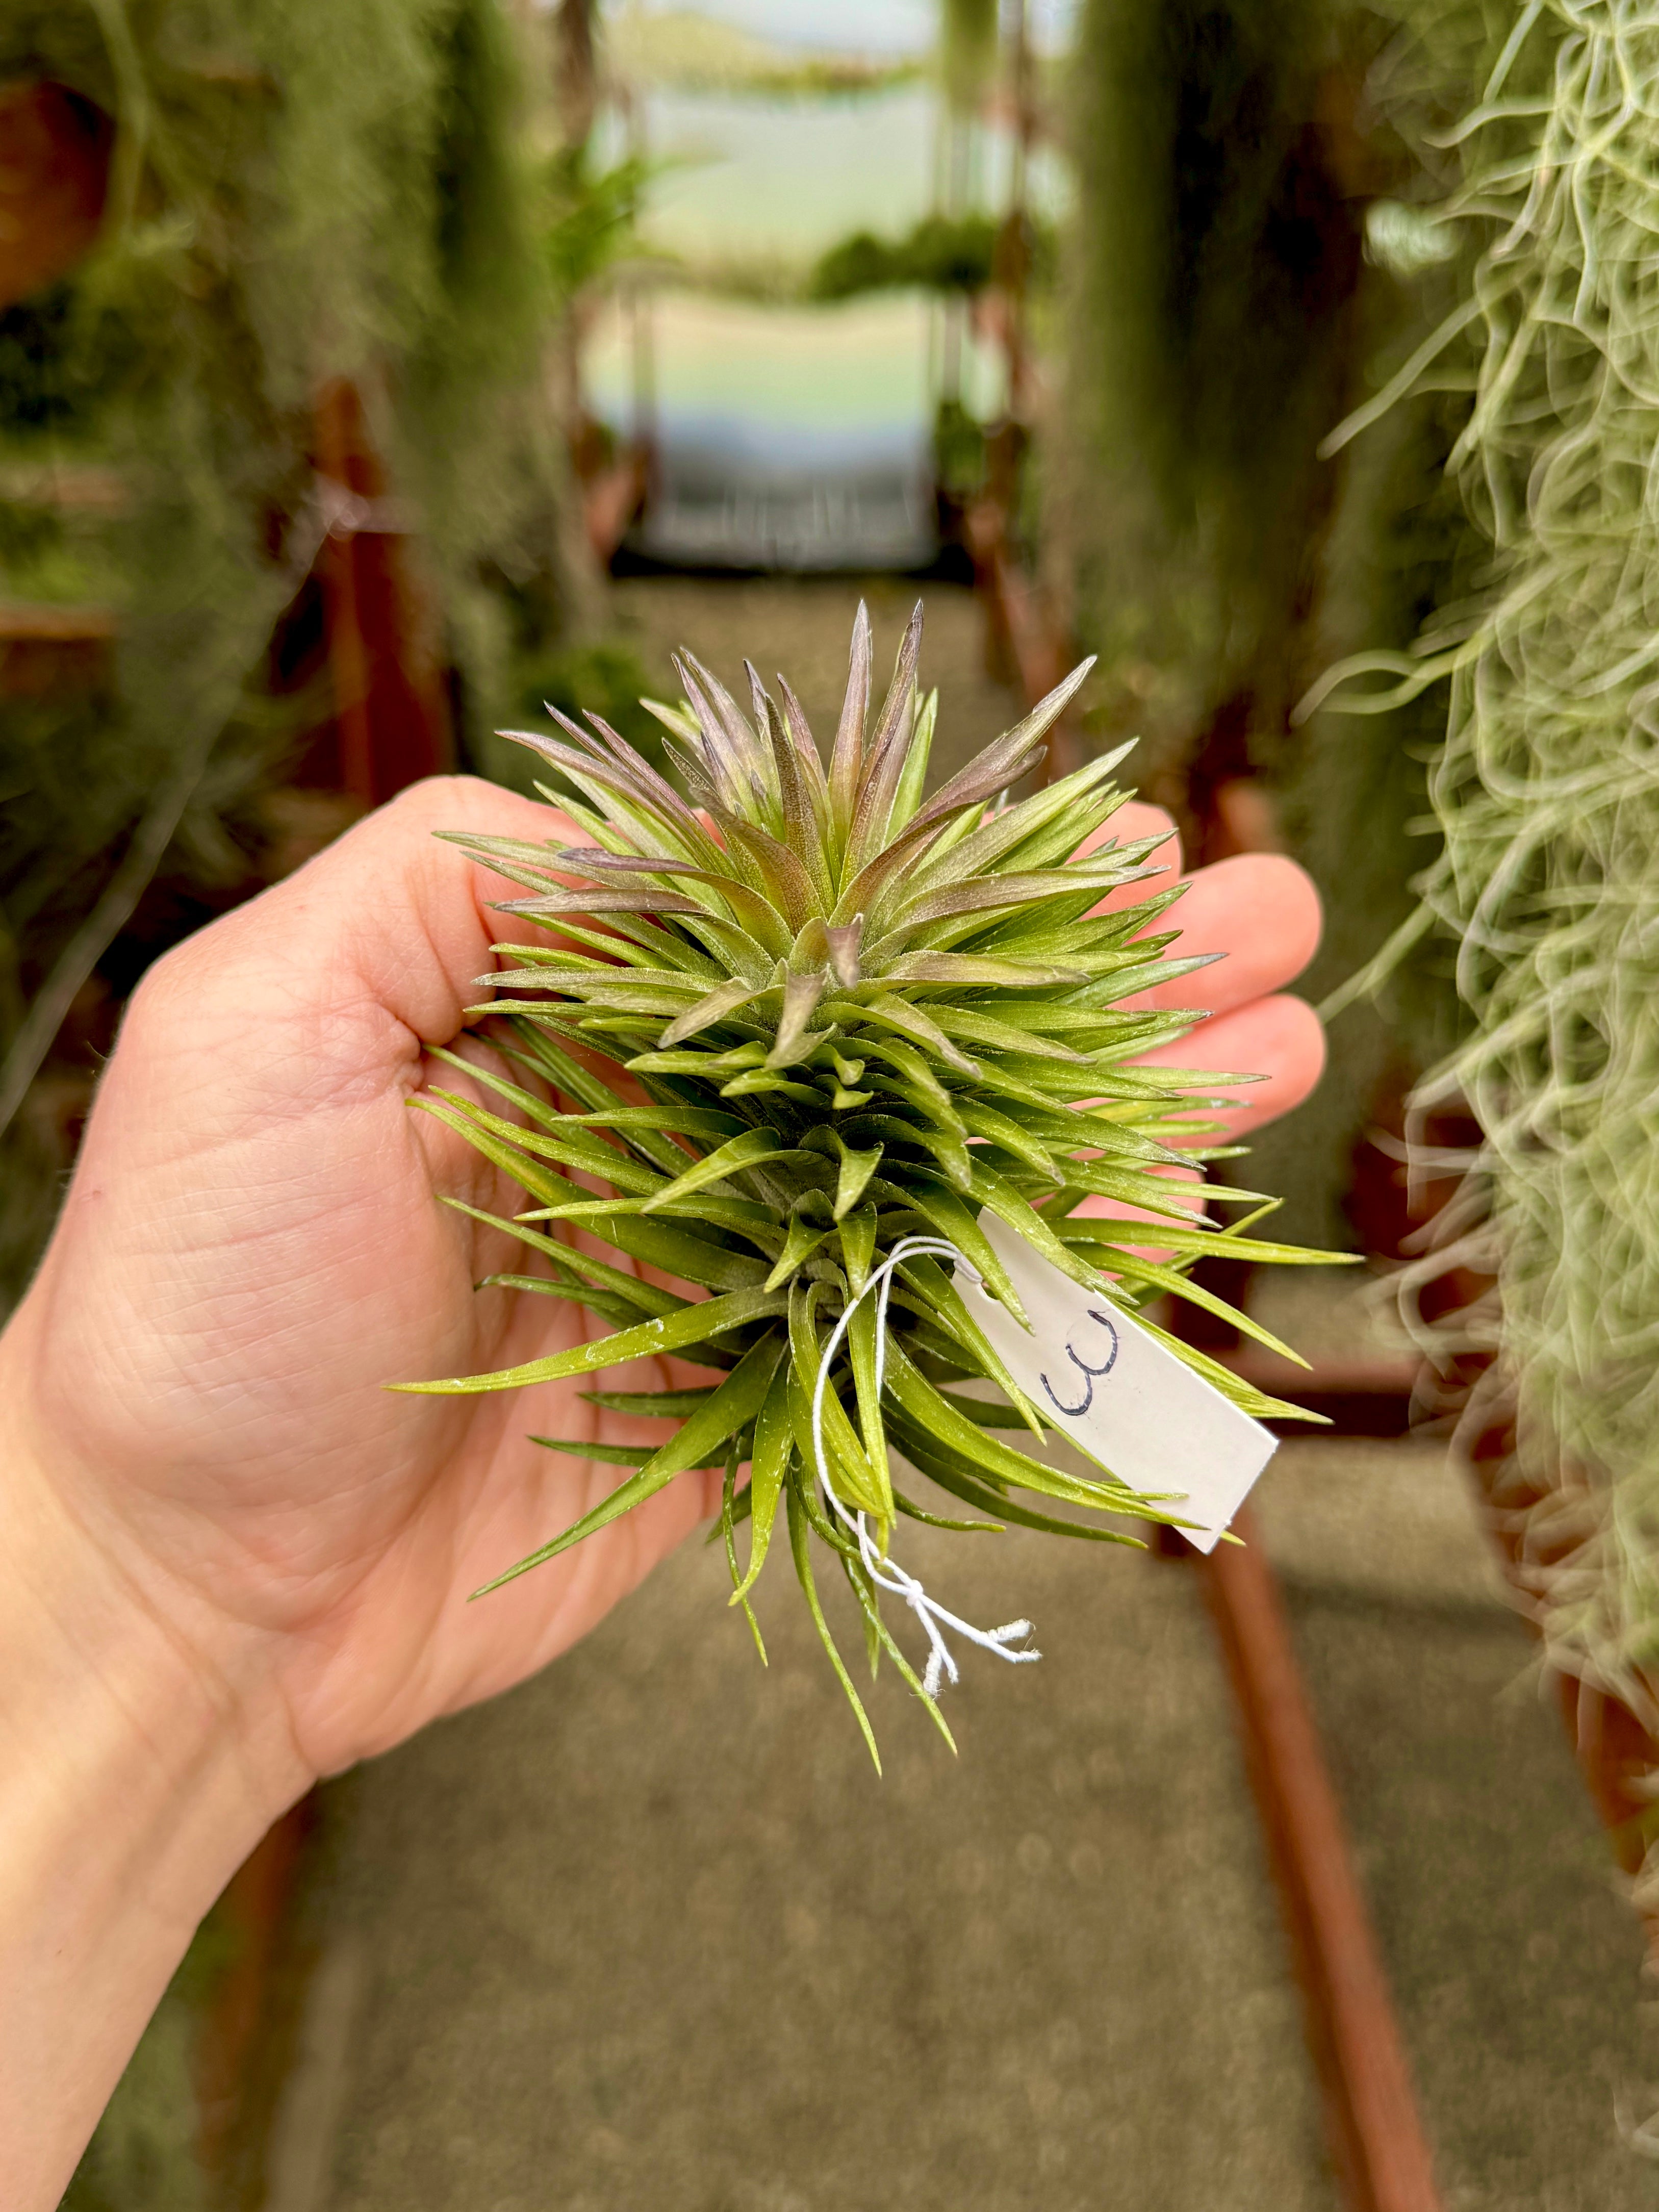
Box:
[1,0,581,1302]
[1054,0,1486,1238]
[811,213,1002,301]
[1058,0,1374,770]
[939,0,1000,110]
[0,0,581,2173]
[544,149,652,298]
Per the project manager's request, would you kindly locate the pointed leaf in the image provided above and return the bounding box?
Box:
[955,1099,1060,1180]
[1060,1221,1356,1267]
[580,1211,772,1291]
[711,811,821,932]
[847,1295,895,1522]
[831,994,981,1078]
[827,600,872,847]
[786,1477,881,1772]
[825,918,863,987]
[659,976,772,1048]
[763,1211,836,1290]
[846,599,923,867]
[481,1274,659,1328]
[836,1205,878,1294]
[755,670,833,904]
[722,1453,768,1661]
[419,1091,660,1196]
[787,1283,885,1517]
[641,1127,782,1213]
[830,1135,883,1221]
[926,1006,1091,1062]
[768,970,827,1067]
[889,684,937,834]
[774,673,830,802]
[887,1253,1045,1439]
[730,1365,793,1603]
[471,1332,785,1592]
[673,651,762,814]
[891,1488,1003,1533]
[530,1437,675,1467]
[498,886,704,918]
[969,1161,1111,1294]
[891,1421,1150,1546]
[883,953,1089,990]
[904,655,1095,836]
[640,695,701,745]
[579,1386,719,1416]
[909,743,1133,888]
[898,1178,1028,1323]
[884,1340,1159,1512]
[393,1285,787,1396]
[839,1551,957,1750]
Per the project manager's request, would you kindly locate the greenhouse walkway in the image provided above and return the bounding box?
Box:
[261,582,1655,2212]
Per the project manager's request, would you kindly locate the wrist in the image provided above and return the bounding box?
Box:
[0,1364,307,2205]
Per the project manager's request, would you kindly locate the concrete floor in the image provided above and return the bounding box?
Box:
[270,1312,1658,2212]
[608,574,1027,794]
[293,1513,1334,2212]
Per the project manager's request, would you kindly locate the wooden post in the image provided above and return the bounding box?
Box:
[555,0,598,149]
[0,80,111,309]
[311,382,377,809]
[310,379,453,806]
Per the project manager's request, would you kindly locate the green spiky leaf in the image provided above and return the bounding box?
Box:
[403,605,1336,1750]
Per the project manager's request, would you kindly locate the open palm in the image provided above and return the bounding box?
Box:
[3,774,1320,1789]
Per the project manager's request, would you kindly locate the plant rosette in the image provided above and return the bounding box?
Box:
[398,605,1326,1762]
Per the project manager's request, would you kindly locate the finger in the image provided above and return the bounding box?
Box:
[147,776,568,1059]
[1124,853,1322,1018]
[297,777,575,1043]
[1075,798,1182,870]
[1139,992,1326,1140]
[1075,801,1184,914]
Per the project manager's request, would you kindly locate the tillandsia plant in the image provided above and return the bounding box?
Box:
[1307,2,1659,1779]
[402,605,1320,1760]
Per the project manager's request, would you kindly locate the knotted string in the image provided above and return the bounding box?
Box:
[809,1234,1039,1699]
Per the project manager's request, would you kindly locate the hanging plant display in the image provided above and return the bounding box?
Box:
[1309,1,1659,1762]
[402,608,1323,1758]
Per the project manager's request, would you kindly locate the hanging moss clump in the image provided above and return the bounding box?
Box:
[0,0,579,1309]
[1314,0,1659,1854]
[1052,0,1492,1241]
[1054,0,1379,781]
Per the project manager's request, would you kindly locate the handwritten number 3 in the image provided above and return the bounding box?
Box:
[1039,1309,1120,1418]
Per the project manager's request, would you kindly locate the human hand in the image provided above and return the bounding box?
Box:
[1094,799,1324,1139]
[5,781,1320,1791]
[2,777,737,1798]
[0,771,1320,2203]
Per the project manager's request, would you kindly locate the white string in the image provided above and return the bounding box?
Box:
[808,1233,1039,1699]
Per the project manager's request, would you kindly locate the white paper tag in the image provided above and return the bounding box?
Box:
[953,1210,1277,1554]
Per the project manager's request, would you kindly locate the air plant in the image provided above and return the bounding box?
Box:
[1308,1,1659,1796]
[404,606,1319,1761]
